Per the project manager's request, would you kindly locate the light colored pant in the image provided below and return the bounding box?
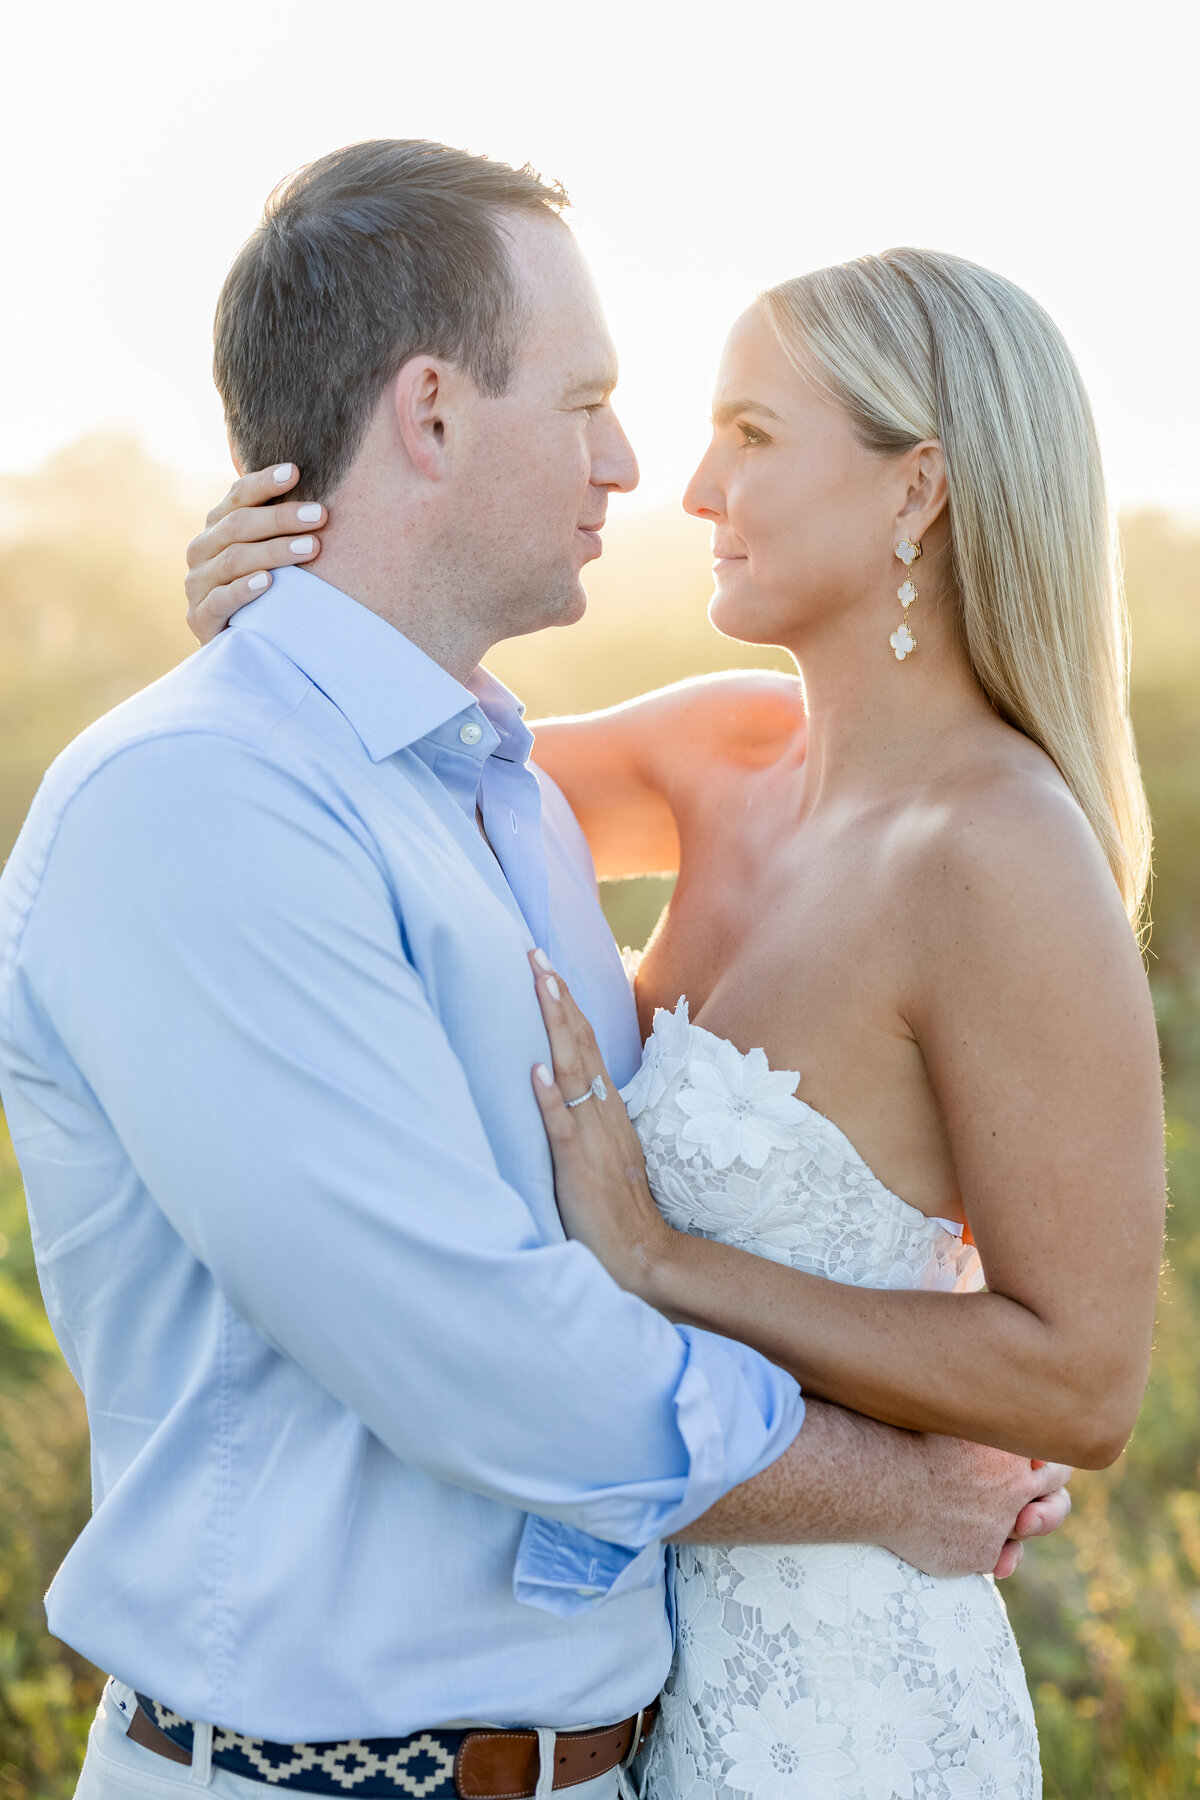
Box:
[75,1679,623,1800]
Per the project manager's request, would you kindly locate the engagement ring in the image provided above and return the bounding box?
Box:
[563,1075,608,1108]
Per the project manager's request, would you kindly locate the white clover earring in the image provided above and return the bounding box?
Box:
[890,538,922,660]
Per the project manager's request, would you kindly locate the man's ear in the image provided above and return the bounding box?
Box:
[392,356,454,480]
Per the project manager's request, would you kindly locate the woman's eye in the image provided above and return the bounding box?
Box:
[738,423,769,447]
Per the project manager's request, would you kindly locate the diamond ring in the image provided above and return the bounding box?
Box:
[563,1075,609,1109]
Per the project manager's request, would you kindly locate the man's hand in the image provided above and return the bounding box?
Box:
[676,1399,1071,1580]
[997,1475,1073,1577]
[890,1436,1072,1580]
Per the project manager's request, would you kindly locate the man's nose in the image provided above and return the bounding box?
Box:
[595,409,639,494]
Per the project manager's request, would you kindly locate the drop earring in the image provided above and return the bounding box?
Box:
[890,538,922,660]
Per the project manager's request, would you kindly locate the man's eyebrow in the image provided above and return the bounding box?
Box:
[711,398,785,427]
[563,374,619,403]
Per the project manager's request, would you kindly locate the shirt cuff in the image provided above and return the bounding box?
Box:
[514,1327,804,1616]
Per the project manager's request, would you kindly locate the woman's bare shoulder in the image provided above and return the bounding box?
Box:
[901,735,1138,978]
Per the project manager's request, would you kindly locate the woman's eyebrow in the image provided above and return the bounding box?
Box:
[711,398,785,427]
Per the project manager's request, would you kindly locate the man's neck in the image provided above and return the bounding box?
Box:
[312,499,493,687]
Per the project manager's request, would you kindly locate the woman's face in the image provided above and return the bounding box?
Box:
[684,306,902,650]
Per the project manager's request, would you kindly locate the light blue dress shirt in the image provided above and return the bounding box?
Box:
[0,567,804,1743]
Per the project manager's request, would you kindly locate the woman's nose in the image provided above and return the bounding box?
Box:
[683,454,725,521]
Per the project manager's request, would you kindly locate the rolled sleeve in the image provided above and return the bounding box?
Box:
[515,1327,805,1614]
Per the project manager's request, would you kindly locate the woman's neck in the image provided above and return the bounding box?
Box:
[783,597,998,815]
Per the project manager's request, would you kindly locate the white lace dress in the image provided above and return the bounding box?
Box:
[622,1000,1040,1800]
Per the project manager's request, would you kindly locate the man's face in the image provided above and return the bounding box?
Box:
[446,213,639,638]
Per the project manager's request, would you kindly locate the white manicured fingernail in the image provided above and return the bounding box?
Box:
[290,537,314,554]
[546,976,561,1000]
[273,463,293,483]
[533,949,553,972]
[296,503,323,523]
[535,1063,554,1087]
[247,572,270,592]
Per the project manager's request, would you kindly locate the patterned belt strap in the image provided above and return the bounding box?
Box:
[136,1696,464,1797]
[134,1694,657,1798]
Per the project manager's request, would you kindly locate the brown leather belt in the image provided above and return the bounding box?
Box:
[128,1697,659,1797]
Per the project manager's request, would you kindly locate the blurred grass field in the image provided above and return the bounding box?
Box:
[1,439,1198,1797]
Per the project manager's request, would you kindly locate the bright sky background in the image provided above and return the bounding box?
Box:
[3,0,1198,516]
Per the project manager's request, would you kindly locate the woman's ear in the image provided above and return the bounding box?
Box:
[391,356,453,480]
[894,440,949,542]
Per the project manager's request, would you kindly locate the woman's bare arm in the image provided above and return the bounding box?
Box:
[530,671,803,879]
[527,779,1165,1470]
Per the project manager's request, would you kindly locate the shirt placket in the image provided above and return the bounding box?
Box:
[479,754,550,958]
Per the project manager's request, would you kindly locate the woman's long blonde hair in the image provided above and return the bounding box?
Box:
[759,249,1151,931]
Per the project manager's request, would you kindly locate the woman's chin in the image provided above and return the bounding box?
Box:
[708,583,778,647]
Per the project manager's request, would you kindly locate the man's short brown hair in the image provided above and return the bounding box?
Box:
[213,139,567,501]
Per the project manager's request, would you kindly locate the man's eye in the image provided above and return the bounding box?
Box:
[581,402,606,419]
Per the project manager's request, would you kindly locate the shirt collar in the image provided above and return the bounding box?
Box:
[227,566,529,765]
[465,665,535,766]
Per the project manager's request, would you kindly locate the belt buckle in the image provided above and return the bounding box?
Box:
[619,1708,645,1771]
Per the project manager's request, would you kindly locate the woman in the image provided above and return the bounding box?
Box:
[185,250,1165,1798]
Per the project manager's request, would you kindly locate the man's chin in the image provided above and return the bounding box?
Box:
[500,580,589,642]
[556,581,589,628]
[539,592,588,634]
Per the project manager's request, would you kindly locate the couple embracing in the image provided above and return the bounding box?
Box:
[0,139,1165,1800]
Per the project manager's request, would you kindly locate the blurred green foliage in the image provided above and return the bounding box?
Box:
[0,1132,95,1800]
[0,441,1197,1795]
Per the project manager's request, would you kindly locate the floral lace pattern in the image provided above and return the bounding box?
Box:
[623,1000,1040,1800]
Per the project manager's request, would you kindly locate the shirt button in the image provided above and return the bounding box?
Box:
[459,722,483,746]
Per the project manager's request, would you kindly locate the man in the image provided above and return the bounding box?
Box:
[0,140,1067,1800]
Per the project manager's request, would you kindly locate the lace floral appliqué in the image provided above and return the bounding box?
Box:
[627,1002,1040,1800]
